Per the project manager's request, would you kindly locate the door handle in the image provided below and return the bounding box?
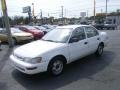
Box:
[84,42,88,44]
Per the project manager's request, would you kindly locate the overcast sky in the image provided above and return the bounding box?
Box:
[0,0,120,18]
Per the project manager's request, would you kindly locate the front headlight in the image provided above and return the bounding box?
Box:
[24,57,42,64]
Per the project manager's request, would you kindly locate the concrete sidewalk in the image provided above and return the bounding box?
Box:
[0,45,13,71]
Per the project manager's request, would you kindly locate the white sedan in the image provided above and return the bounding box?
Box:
[10,25,108,76]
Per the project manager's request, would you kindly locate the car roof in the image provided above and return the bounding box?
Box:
[56,25,91,29]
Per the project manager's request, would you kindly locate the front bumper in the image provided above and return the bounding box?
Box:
[10,55,49,74]
[16,36,33,43]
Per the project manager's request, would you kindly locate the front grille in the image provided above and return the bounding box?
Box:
[15,65,25,71]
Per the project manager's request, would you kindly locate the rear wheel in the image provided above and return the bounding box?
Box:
[95,44,104,56]
[48,57,65,76]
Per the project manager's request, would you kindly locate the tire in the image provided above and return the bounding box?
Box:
[48,57,65,76]
[95,44,104,57]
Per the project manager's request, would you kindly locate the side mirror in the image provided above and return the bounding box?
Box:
[69,37,79,43]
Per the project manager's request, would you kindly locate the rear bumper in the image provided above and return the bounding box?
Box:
[10,55,49,74]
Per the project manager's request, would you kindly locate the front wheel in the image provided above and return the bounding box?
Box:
[48,57,65,76]
[95,44,104,56]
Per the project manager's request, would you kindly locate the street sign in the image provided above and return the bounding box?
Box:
[80,12,86,17]
[23,6,31,13]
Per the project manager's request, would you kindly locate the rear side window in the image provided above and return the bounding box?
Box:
[85,27,99,38]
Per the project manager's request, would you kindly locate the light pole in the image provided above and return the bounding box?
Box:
[40,9,43,24]
[61,6,64,25]
[1,0,13,47]
[105,0,108,23]
[32,3,34,17]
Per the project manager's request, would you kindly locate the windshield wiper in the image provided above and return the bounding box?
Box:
[45,40,55,42]
[42,39,54,42]
[41,39,60,43]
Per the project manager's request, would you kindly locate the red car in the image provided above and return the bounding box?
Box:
[17,26,44,40]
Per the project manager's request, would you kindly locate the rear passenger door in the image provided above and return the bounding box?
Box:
[84,26,100,53]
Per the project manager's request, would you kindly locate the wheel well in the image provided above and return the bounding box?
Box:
[99,42,104,48]
[47,55,67,70]
[51,55,67,64]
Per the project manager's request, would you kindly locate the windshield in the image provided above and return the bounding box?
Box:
[42,25,55,29]
[35,26,46,30]
[11,28,23,33]
[42,28,72,43]
[24,26,37,30]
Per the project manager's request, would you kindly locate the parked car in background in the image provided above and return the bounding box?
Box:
[0,28,33,45]
[10,25,108,76]
[34,26,49,34]
[42,25,57,30]
[93,24,116,30]
[16,26,44,40]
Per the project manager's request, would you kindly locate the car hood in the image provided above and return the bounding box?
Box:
[12,33,32,37]
[14,40,65,58]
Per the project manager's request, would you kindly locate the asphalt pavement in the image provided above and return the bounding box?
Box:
[0,30,120,90]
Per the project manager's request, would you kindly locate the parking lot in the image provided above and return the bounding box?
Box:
[0,30,120,90]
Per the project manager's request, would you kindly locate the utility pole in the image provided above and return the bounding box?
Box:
[101,9,103,13]
[28,7,32,23]
[64,9,66,17]
[93,0,96,24]
[32,3,35,17]
[1,0,13,47]
[87,10,88,18]
[48,13,49,17]
[40,9,43,24]
[40,9,42,19]
[32,3,35,24]
[105,0,108,23]
[61,6,64,25]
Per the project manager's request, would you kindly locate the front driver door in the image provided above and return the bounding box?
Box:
[68,27,89,62]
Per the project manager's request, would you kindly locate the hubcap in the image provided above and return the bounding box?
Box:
[98,46,103,55]
[52,60,63,75]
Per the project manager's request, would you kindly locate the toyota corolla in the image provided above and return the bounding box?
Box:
[10,25,108,76]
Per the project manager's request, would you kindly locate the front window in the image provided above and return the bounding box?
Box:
[42,28,72,43]
[71,27,86,40]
